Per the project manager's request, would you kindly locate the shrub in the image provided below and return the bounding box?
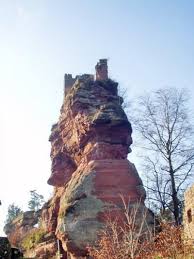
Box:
[21,228,46,251]
[88,199,193,259]
[88,200,154,259]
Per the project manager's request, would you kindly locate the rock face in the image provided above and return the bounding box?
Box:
[5,60,154,259]
[46,60,155,258]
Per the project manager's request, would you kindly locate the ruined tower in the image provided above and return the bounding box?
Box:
[95,59,108,80]
[64,74,78,96]
[64,59,108,97]
[183,184,194,244]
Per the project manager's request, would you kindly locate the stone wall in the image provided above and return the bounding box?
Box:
[64,74,78,96]
[64,74,94,96]
[183,184,194,244]
[95,59,108,80]
[64,59,108,96]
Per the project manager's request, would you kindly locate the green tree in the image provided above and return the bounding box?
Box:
[5,203,23,224]
[132,88,194,225]
[28,190,44,211]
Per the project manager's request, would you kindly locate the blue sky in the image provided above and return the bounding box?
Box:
[0,0,194,235]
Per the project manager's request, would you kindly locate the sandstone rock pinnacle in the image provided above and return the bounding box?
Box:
[45,60,155,258]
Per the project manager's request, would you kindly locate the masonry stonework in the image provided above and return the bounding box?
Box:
[64,59,108,97]
[64,74,78,96]
[183,184,194,244]
[95,58,108,80]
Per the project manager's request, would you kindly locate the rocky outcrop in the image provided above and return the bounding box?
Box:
[4,60,155,259]
[46,60,155,258]
[22,232,58,259]
[4,210,60,258]
[4,210,41,248]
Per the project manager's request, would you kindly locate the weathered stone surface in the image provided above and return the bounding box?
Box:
[55,159,151,257]
[48,78,132,188]
[95,59,108,81]
[46,65,155,258]
[41,187,64,233]
[183,184,194,244]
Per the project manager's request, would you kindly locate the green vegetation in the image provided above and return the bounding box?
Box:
[5,203,23,224]
[21,228,46,251]
[28,190,44,211]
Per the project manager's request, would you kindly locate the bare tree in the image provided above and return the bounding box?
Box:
[88,198,153,259]
[118,84,131,113]
[132,88,194,225]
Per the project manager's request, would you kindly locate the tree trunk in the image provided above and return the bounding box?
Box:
[169,161,180,225]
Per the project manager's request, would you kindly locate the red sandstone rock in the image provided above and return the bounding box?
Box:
[48,77,131,187]
[4,62,154,259]
[4,63,153,259]
[41,187,64,232]
[4,61,155,259]
[46,64,155,258]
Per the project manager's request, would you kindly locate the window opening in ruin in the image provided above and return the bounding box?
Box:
[187,209,192,223]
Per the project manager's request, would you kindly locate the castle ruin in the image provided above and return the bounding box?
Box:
[64,59,108,96]
[183,184,194,244]
[95,58,108,80]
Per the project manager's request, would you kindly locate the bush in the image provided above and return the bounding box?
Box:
[88,199,193,259]
[89,221,194,259]
[21,228,46,251]
[88,200,154,259]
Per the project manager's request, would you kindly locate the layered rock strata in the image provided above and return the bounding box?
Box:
[46,60,155,258]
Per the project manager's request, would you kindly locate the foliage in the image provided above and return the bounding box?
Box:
[88,210,193,259]
[21,228,46,251]
[28,190,44,211]
[131,88,194,224]
[5,203,23,224]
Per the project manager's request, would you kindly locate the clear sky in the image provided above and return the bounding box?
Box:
[1,0,194,235]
